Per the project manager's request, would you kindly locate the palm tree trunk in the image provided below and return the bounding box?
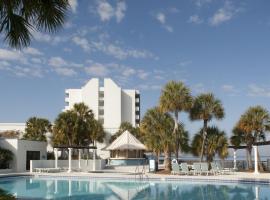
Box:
[246,148,250,170]
[247,147,253,170]
[200,120,208,162]
[173,111,179,161]
[257,148,264,172]
[164,145,171,171]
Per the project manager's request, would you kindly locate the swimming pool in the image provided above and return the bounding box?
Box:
[0,176,269,199]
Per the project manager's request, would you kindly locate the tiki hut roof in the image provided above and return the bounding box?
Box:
[106,130,146,150]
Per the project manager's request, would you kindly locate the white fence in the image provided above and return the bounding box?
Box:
[30,159,106,173]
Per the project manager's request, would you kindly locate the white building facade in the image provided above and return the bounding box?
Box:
[64,78,140,158]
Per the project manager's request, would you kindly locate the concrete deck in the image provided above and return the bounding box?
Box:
[1,171,270,184]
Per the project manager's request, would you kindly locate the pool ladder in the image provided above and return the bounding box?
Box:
[134,163,149,181]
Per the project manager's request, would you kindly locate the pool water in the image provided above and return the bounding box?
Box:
[0,176,269,200]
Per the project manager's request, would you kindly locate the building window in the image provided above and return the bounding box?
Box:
[65,93,69,97]
[99,91,104,98]
[99,100,104,107]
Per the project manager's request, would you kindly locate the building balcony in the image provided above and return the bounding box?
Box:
[135,107,140,111]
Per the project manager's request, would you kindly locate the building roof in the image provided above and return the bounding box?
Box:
[106,130,146,150]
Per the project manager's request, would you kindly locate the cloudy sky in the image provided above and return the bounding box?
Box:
[1,0,270,136]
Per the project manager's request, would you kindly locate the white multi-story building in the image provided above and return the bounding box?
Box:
[64,78,140,158]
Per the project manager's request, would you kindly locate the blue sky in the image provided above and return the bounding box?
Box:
[1,0,270,137]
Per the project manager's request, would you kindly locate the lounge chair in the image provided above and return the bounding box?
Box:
[216,162,234,174]
[171,163,180,175]
[200,163,212,175]
[210,162,220,175]
[180,163,190,175]
[193,163,202,175]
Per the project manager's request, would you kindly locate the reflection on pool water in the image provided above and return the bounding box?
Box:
[0,176,269,200]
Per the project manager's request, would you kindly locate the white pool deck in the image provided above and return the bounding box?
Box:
[1,170,270,183]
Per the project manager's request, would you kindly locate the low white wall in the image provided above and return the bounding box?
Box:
[0,169,13,173]
[30,159,106,172]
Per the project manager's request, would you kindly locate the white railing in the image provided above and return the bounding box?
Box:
[30,159,106,173]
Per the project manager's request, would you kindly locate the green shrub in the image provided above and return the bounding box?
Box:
[0,188,15,200]
[0,148,13,169]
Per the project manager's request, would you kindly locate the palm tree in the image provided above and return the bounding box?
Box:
[52,110,77,146]
[91,120,105,145]
[23,117,52,141]
[140,107,175,171]
[110,122,140,143]
[159,81,193,160]
[230,126,254,169]
[235,105,270,171]
[73,103,95,145]
[190,93,224,161]
[191,126,228,162]
[0,0,70,48]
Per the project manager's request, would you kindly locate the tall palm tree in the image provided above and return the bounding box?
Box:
[23,117,52,141]
[53,110,77,146]
[91,120,105,145]
[191,126,228,162]
[73,103,94,145]
[236,105,270,171]
[190,93,224,161]
[230,126,254,169]
[159,81,193,160]
[140,107,175,171]
[0,0,70,48]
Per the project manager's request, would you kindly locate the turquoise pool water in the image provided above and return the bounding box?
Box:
[0,176,270,199]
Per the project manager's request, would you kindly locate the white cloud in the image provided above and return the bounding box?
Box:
[92,41,157,60]
[247,84,270,97]
[188,15,203,24]
[31,31,68,44]
[96,0,126,23]
[179,60,192,67]
[48,56,82,76]
[194,0,213,7]
[209,2,241,26]
[115,1,127,23]
[85,63,109,77]
[23,47,43,56]
[72,36,90,51]
[192,83,207,94]
[122,67,136,77]
[54,67,77,77]
[156,13,166,24]
[155,12,173,32]
[138,84,162,91]
[31,58,44,64]
[137,70,149,79]
[69,0,78,13]
[48,57,67,68]
[0,49,23,61]
[221,84,239,96]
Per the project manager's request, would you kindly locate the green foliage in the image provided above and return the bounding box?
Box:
[0,148,13,169]
[0,188,15,200]
[231,105,270,170]
[159,81,193,113]
[0,0,70,49]
[23,117,52,141]
[0,130,20,138]
[189,93,224,161]
[190,93,224,122]
[191,126,228,162]
[140,107,190,170]
[110,122,140,143]
[52,103,105,146]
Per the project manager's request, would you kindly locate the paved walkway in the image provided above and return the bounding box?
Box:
[1,171,270,183]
